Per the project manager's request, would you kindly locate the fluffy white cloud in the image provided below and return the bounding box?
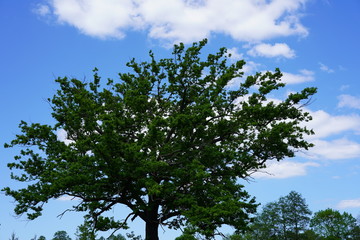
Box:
[338,94,360,110]
[337,199,360,209]
[37,0,309,43]
[305,110,360,139]
[247,43,295,58]
[281,69,314,84]
[252,161,319,179]
[319,62,334,73]
[57,129,75,145]
[307,138,360,160]
[300,109,360,160]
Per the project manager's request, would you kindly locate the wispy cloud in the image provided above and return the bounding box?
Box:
[36,0,309,43]
[319,62,334,73]
[252,161,319,179]
[247,43,295,58]
[34,4,51,16]
[340,85,350,91]
[337,199,360,209]
[57,195,81,201]
[338,94,360,110]
[281,69,314,84]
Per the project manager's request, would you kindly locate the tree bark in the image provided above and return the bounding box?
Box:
[145,198,160,240]
[145,220,159,240]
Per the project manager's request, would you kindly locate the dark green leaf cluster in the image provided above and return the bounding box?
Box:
[4,40,316,239]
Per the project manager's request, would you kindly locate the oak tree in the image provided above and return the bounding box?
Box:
[3,40,316,240]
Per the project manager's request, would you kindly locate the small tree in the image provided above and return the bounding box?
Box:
[52,231,72,240]
[76,220,97,240]
[248,191,311,239]
[4,40,316,240]
[279,191,312,239]
[311,208,357,239]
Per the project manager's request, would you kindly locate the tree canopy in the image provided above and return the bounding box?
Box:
[52,231,72,240]
[311,208,358,239]
[250,191,311,239]
[3,39,316,240]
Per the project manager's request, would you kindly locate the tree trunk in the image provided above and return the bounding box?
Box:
[145,198,160,240]
[145,220,159,240]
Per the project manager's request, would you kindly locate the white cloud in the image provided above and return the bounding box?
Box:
[57,195,81,201]
[337,199,360,209]
[49,0,139,39]
[227,47,244,61]
[340,85,350,91]
[301,109,360,160]
[281,69,314,84]
[307,138,360,160]
[338,94,360,110]
[319,62,334,73]
[34,4,51,16]
[247,43,295,58]
[57,129,75,145]
[37,0,309,43]
[252,161,319,179]
[305,110,360,139]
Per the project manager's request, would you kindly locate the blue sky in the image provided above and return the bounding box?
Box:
[1,0,360,239]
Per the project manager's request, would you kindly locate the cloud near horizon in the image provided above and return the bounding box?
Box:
[337,199,360,209]
[37,0,309,44]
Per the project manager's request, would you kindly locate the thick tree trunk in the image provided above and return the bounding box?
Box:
[145,197,160,240]
[145,220,159,240]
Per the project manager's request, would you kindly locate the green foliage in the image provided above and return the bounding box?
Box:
[52,231,72,240]
[175,225,197,240]
[125,232,143,240]
[107,233,126,240]
[244,191,311,239]
[3,39,316,239]
[38,236,47,240]
[310,208,357,239]
[278,191,312,238]
[76,220,97,240]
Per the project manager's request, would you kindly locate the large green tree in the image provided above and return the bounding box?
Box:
[3,40,316,240]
